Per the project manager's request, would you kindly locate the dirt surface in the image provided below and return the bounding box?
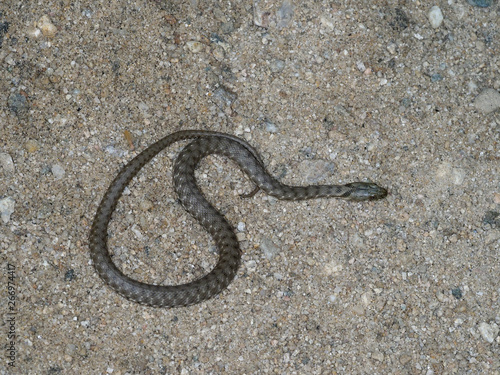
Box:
[1,1,499,374]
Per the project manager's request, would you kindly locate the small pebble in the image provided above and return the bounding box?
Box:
[51,164,65,179]
[451,287,463,299]
[323,260,343,275]
[428,6,444,28]
[466,0,494,7]
[389,8,409,31]
[212,45,225,61]
[356,61,366,72]
[82,9,93,18]
[320,16,334,30]
[185,41,204,53]
[25,140,40,153]
[399,354,412,365]
[276,1,294,29]
[482,211,499,226]
[435,162,465,186]
[0,197,15,223]
[493,192,500,204]
[104,145,127,158]
[64,269,75,281]
[131,225,144,240]
[244,259,257,273]
[37,15,57,38]
[253,5,271,28]
[478,322,499,343]
[387,42,397,55]
[27,26,42,38]
[454,318,464,327]
[473,88,500,114]
[372,351,384,362]
[269,59,285,73]
[262,119,278,133]
[0,21,9,47]
[259,237,280,259]
[7,93,29,115]
[139,199,153,211]
[220,21,234,34]
[431,73,443,82]
[237,222,246,232]
[4,53,15,66]
[212,87,237,111]
[351,304,365,316]
[0,153,15,173]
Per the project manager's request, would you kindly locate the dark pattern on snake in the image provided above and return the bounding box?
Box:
[89,130,387,307]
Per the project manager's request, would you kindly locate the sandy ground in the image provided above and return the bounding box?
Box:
[1,0,499,374]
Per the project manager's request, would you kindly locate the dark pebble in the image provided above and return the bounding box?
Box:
[466,0,495,7]
[7,93,29,116]
[482,211,499,226]
[388,8,409,32]
[64,269,75,281]
[0,21,9,48]
[431,73,443,82]
[451,287,462,300]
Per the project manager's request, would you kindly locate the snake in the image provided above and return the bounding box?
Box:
[89,130,387,307]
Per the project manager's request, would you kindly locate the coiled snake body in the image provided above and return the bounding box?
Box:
[89,130,387,307]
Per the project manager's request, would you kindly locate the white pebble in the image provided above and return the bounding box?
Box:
[51,164,65,179]
[276,1,294,29]
[131,224,144,240]
[27,26,42,38]
[474,88,500,114]
[263,119,278,133]
[260,237,280,259]
[237,222,246,232]
[0,197,15,223]
[428,6,444,29]
[0,153,15,173]
[478,322,499,343]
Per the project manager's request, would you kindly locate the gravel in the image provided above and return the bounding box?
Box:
[1,1,499,373]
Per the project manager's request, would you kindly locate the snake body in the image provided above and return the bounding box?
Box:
[89,130,387,307]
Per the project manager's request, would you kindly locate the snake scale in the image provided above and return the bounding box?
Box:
[89,130,387,307]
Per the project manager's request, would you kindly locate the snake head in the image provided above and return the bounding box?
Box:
[344,182,388,201]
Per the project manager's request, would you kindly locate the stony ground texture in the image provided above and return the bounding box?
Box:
[1,0,499,374]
